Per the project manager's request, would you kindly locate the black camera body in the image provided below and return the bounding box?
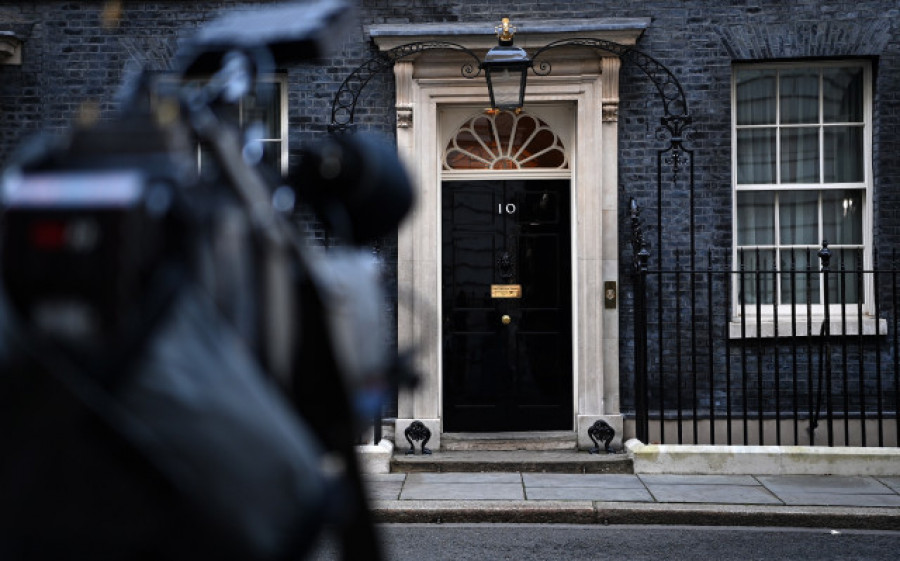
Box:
[0,113,194,356]
[0,2,411,559]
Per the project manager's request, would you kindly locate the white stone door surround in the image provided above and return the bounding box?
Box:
[369,19,650,449]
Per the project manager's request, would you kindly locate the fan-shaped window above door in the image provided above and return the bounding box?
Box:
[443,110,568,170]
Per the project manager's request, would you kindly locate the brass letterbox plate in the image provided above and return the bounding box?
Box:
[491,284,522,298]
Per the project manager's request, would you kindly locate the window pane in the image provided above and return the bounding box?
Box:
[779,191,818,245]
[243,82,282,138]
[260,141,282,174]
[472,116,497,151]
[780,249,820,306]
[736,69,776,125]
[737,249,776,305]
[823,67,863,123]
[824,126,864,183]
[822,189,863,245]
[736,129,775,184]
[781,127,819,183]
[829,248,861,305]
[780,70,819,124]
[737,191,775,246]
[487,67,524,109]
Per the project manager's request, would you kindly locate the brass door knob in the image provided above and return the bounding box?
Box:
[501,314,511,325]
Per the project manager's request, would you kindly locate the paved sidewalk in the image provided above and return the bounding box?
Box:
[364,472,900,529]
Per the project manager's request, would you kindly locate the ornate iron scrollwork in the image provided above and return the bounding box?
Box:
[531,38,689,122]
[404,420,433,455]
[330,37,692,140]
[330,41,482,133]
[587,419,615,454]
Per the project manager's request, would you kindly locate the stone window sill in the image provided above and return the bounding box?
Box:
[728,317,888,339]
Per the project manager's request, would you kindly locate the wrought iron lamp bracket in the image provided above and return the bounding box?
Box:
[530,38,689,122]
[330,36,693,142]
[531,38,695,184]
[330,41,482,133]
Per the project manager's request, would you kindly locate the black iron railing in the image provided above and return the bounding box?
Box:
[630,222,899,448]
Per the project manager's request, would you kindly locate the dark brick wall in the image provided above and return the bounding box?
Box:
[2,1,899,418]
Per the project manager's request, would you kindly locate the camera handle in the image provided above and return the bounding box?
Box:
[186,92,384,561]
[187,93,295,388]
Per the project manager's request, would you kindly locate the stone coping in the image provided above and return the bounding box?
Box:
[626,439,900,476]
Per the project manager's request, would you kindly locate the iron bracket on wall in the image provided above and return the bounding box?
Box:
[530,38,688,119]
[330,41,481,134]
[404,420,432,455]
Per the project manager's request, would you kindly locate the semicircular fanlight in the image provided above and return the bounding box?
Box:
[444,110,567,170]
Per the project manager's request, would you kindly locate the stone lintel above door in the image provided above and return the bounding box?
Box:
[368,19,651,52]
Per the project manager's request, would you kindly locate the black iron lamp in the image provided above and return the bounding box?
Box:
[481,18,531,112]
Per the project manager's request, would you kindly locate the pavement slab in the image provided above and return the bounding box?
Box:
[526,486,655,501]
[367,484,404,501]
[639,474,761,486]
[364,474,406,484]
[756,475,897,494]
[643,483,782,505]
[363,474,407,501]
[361,470,900,529]
[877,477,900,493]
[755,474,900,507]
[523,474,653,501]
[523,473,644,488]
[771,492,900,508]
[399,482,525,500]
[400,473,524,500]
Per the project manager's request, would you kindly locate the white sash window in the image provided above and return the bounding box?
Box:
[732,61,872,316]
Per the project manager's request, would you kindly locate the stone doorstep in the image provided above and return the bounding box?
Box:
[441,431,577,451]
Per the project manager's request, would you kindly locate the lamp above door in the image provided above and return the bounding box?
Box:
[480,18,531,112]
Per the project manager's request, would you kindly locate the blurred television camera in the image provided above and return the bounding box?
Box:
[0,1,414,559]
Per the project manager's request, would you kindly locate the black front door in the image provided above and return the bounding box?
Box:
[442,180,572,432]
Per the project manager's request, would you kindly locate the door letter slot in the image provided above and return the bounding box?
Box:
[491,284,522,298]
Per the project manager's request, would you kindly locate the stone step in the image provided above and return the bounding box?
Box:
[390,449,632,474]
[440,431,577,451]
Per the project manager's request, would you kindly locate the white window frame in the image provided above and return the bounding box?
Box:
[155,73,289,177]
[198,74,289,177]
[730,60,874,330]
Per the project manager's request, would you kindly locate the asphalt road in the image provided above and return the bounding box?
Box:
[307,523,900,560]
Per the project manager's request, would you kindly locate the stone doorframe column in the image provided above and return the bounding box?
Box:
[370,19,649,450]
